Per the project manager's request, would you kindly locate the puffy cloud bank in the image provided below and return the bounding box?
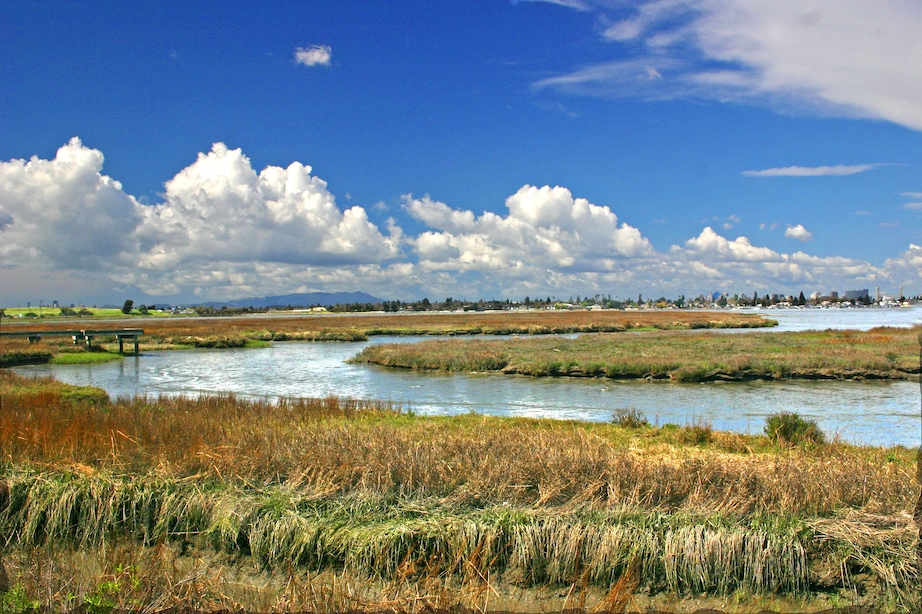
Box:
[136,143,399,270]
[405,185,653,276]
[0,139,917,302]
[0,137,142,270]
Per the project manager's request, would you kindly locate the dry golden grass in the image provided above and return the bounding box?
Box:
[1,370,919,610]
[2,370,915,515]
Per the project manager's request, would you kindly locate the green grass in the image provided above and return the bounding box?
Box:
[49,351,124,365]
[1,306,172,319]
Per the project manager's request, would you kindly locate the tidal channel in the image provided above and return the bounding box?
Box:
[14,307,922,448]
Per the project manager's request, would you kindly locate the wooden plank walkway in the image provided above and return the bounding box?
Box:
[0,328,144,355]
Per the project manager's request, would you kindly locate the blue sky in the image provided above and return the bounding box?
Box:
[1,0,921,305]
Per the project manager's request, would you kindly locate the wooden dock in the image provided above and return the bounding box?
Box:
[0,328,144,355]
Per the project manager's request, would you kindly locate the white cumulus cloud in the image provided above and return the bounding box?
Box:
[0,139,404,300]
[135,143,400,272]
[784,224,813,241]
[294,44,332,67]
[0,137,143,270]
[682,227,781,262]
[2,139,918,302]
[404,185,655,277]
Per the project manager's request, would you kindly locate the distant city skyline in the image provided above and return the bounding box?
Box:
[1,1,921,306]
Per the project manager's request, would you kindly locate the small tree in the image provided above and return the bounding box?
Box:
[121,299,134,314]
[138,304,149,315]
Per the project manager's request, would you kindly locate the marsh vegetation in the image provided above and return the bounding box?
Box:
[1,370,918,612]
[0,310,773,366]
[352,327,922,382]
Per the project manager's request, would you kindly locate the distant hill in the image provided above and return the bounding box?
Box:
[194,291,384,309]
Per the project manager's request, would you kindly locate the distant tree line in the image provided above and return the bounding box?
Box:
[111,287,906,319]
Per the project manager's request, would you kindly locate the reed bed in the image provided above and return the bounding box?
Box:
[351,327,922,382]
[2,372,915,515]
[0,370,919,610]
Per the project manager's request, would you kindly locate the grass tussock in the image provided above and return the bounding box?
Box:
[765,412,827,446]
[0,370,919,611]
[351,327,922,382]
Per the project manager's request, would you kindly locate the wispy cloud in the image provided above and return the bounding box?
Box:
[743,164,877,177]
[899,192,922,209]
[514,0,592,11]
[294,45,332,67]
[532,57,686,99]
[530,1,922,132]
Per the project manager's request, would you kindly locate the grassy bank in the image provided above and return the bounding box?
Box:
[0,370,918,612]
[351,326,922,382]
[0,310,774,365]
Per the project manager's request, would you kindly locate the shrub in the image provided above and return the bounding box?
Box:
[0,350,52,367]
[764,412,825,446]
[679,419,713,445]
[612,408,649,428]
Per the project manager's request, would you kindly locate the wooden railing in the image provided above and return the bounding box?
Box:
[0,328,144,355]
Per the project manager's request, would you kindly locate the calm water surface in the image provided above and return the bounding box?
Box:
[14,307,922,448]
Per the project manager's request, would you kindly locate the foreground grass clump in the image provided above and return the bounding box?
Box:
[612,407,649,429]
[351,326,922,382]
[765,412,826,446]
[0,370,919,611]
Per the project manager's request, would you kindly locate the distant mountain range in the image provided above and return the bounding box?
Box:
[193,291,384,309]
